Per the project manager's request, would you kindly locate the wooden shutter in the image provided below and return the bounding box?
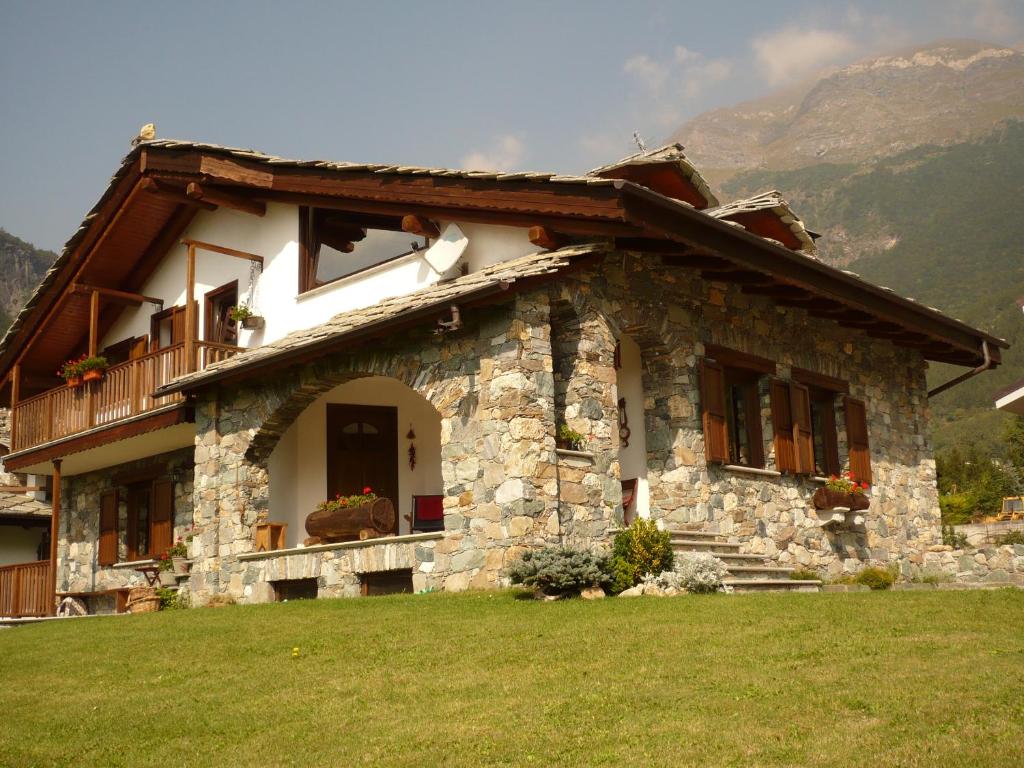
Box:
[700,359,729,463]
[844,397,872,484]
[770,380,797,472]
[171,306,186,346]
[790,383,814,474]
[98,490,118,567]
[150,479,174,556]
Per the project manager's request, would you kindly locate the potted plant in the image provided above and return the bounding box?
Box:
[157,552,178,586]
[58,357,84,388]
[167,537,190,576]
[812,473,870,512]
[556,423,586,451]
[229,304,264,330]
[78,355,109,383]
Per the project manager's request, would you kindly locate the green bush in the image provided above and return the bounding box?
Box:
[789,569,820,581]
[854,567,896,591]
[608,519,673,593]
[507,547,609,597]
[942,524,969,549]
[995,530,1024,546]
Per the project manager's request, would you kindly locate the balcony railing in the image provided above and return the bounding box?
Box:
[11,341,241,453]
[0,560,52,618]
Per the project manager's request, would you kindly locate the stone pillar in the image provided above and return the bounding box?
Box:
[438,292,560,587]
[551,307,621,547]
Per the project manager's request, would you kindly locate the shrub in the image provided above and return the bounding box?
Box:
[508,547,609,597]
[789,569,821,581]
[994,530,1024,546]
[942,524,969,549]
[608,519,673,593]
[674,551,730,594]
[155,587,190,610]
[854,566,896,591]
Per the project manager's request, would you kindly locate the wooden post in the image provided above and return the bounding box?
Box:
[49,459,62,617]
[88,290,100,357]
[184,242,197,373]
[10,363,19,451]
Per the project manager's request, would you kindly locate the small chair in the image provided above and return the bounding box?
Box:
[621,478,638,526]
[411,495,445,532]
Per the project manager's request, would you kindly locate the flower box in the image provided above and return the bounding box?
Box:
[241,315,265,330]
[812,486,870,512]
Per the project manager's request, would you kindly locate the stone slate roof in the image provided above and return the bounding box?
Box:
[157,243,606,394]
[706,190,817,254]
[0,492,50,519]
[588,142,719,207]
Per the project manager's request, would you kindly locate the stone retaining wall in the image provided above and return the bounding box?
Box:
[917,544,1024,584]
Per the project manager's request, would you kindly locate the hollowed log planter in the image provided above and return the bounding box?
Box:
[305,497,396,543]
[82,369,104,383]
[812,487,870,512]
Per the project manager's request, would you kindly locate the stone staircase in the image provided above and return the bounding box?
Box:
[670,528,821,593]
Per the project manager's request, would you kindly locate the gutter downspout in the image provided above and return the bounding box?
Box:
[928,340,992,398]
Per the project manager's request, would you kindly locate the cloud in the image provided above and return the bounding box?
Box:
[460,135,525,172]
[968,0,1022,39]
[622,45,734,126]
[751,26,857,86]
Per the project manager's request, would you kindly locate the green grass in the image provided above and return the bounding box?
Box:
[2,591,1023,767]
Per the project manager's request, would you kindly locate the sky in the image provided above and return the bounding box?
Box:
[1,0,1023,252]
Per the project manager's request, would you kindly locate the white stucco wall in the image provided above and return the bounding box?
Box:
[100,205,539,353]
[267,376,443,547]
[616,334,650,517]
[0,524,46,566]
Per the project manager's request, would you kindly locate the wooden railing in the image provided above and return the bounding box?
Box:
[0,561,52,618]
[12,341,241,452]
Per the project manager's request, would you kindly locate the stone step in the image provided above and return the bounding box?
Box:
[724,578,821,593]
[723,565,797,580]
[713,552,776,567]
[671,539,742,554]
[666,530,731,542]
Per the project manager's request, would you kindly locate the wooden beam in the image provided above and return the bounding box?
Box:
[184,242,196,374]
[0,485,45,493]
[528,226,567,251]
[49,459,61,617]
[71,283,163,307]
[181,238,264,265]
[140,177,216,210]
[741,284,811,300]
[186,182,266,216]
[401,214,440,239]
[616,237,699,254]
[10,363,19,441]
[88,290,100,357]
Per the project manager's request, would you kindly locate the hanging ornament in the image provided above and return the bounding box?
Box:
[617,397,631,447]
[407,425,417,470]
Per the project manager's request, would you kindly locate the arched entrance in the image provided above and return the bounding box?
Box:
[267,376,443,547]
[616,333,649,521]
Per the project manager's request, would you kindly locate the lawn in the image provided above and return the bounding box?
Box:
[1,590,1023,767]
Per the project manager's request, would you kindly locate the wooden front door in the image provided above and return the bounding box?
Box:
[326,404,399,534]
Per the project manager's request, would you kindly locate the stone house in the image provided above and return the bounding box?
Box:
[0,138,1007,613]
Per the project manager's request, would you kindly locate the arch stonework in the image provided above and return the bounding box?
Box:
[189,291,569,602]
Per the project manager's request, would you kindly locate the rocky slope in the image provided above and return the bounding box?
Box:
[673,40,1024,184]
[0,229,55,334]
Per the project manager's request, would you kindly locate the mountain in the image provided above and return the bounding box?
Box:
[670,39,1024,456]
[673,40,1024,185]
[0,229,56,335]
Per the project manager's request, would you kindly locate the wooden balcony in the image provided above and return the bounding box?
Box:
[0,560,52,618]
[11,341,241,453]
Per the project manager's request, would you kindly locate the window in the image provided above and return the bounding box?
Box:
[123,479,173,561]
[204,281,238,345]
[809,389,840,477]
[98,490,118,566]
[298,207,430,293]
[102,336,147,366]
[700,347,775,468]
[150,305,188,349]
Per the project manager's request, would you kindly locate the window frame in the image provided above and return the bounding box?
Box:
[702,346,775,470]
[204,280,239,344]
[793,367,849,478]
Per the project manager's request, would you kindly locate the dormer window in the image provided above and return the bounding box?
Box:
[298,207,430,293]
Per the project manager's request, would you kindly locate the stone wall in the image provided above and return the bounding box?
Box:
[59,448,193,596]
[919,544,1024,584]
[190,292,564,604]
[550,252,941,579]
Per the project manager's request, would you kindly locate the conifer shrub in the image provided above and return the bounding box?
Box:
[507,547,609,597]
[853,566,896,591]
